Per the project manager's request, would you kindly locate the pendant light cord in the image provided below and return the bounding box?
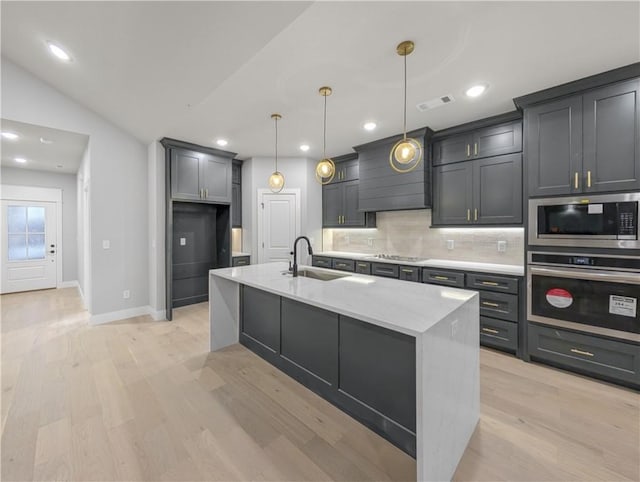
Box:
[274,116,278,172]
[403,51,407,140]
[323,93,327,158]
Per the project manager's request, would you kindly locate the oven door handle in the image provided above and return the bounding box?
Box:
[529,266,640,285]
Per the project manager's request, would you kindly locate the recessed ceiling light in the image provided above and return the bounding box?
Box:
[299,144,310,152]
[47,42,71,62]
[465,84,487,98]
[1,132,19,140]
[363,122,377,131]
[40,137,53,145]
[14,157,27,164]
[216,139,228,147]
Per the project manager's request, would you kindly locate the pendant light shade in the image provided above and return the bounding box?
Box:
[268,113,285,193]
[315,86,336,184]
[389,40,423,174]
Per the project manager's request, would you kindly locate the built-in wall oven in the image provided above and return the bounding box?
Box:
[528,192,639,249]
[528,252,640,342]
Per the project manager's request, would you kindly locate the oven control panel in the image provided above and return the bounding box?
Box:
[530,252,640,271]
[618,202,638,237]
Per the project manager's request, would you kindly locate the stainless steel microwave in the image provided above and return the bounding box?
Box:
[528,193,640,249]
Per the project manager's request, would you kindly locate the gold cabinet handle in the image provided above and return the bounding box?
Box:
[482,327,500,334]
[482,301,500,307]
[474,208,478,221]
[434,275,449,280]
[467,209,471,222]
[466,144,471,157]
[474,142,478,155]
[574,172,579,189]
[570,348,594,357]
[587,170,592,188]
[481,281,499,286]
[358,263,367,267]
[205,188,208,198]
[401,269,414,273]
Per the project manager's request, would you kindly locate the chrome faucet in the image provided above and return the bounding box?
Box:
[292,236,313,277]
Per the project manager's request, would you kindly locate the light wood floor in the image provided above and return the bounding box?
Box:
[1,287,638,481]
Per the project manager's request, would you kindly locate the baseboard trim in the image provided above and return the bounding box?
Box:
[148,307,167,321]
[59,280,79,289]
[90,306,151,325]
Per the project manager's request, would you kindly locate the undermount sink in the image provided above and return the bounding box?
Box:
[283,269,350,281]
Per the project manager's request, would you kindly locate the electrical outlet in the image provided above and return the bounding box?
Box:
[450,319,459,338]
[123,290,130,299]
[497,240,507,252]
[447,239,455,250]
[102,240,110,249]
[180,237,186,246]
[367,238,373,247]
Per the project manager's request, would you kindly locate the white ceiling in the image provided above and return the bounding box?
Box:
[1,119,89,174]
[2,2,639,161]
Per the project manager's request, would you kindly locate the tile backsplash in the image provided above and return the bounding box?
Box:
[322,209,524,265]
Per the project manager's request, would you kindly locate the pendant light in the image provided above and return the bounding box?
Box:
[389,40,423,173]
[315,86,336,184]
[268,113,285,193]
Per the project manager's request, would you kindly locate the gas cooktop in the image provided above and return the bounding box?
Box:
[367,254,429,263]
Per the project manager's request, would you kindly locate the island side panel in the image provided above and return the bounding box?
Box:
[416,296,479,482]
[209,274,240,350]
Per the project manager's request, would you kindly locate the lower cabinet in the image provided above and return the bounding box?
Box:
[399,265,421,282]
[331,258,355,272]
[240,286,417,457]
[371,263,399,278]
[311,256,332,268]
[528,323,640,388]
[480,317,518,352]
[232,255,250,267]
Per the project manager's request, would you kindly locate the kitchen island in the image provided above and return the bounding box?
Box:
[209,262,479,482]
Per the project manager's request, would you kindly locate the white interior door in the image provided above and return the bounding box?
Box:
[258,191,299,264]
[1,200,57,294]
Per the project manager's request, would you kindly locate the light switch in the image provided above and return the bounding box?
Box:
[497,240,507,252]
[447,240,454,250]
[180,237,186,246]
[102,240,110,249]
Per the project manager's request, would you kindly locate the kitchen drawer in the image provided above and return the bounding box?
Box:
[480,316,517,352]
[479,291,518,322]
[528,324,640,387]
[399,266,421,283]
[355,261,371,275]
[312,256,332,268]
[371,263,399,279]
[422,269,465,288]
[232,256,250,267]
[466,273,518,294]
[332,258,355,272]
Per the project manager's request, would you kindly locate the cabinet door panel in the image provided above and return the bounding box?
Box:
[433,162,473,225]
[583,79,640,193]
[171,150,201,200]
[474,153,523,225]
[432,133,473,165]
[342,180,365,226]
[232,183,242,227]
[474,121,522,159]
[322,184,342,227]
[241,285,280,353]
[525,97,582,196]
[201,155,232,203]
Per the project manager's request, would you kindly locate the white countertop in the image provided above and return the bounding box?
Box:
[232,251,251,257]
[210,262,477,337]
[314,251,524,276]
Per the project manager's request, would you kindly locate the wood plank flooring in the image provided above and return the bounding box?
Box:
[1,287,638,481]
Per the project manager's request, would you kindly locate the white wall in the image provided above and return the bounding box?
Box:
[1,166,78,282]
[242,157,322,263]
[147,141,165,319]
[1,58,148,319]
[77,145,91,306]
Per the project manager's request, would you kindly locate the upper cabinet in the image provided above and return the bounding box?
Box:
[322,154,376,228]
[431,113,523,227]
[433,120,522,165]
[519,75,640,197]
[162,138,236,204]
[354,128,433,212]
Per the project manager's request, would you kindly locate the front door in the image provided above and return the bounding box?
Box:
[1,201,57,293]
[259,191,299,263]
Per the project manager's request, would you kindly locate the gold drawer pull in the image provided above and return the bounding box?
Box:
[481,281,499,286]
[587,170,592,188]
[467,209,471,222]
[574,172,579,189]
[401,269,414,273]
[482,301,500,307]
[570,348,594,357]
[466,144,471,157]
[358,263,367,267]
[473,142,478,155]
[482,328,499,334]
[434,275,449,280]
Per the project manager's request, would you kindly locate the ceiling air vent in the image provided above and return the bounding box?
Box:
[416,95,455,112]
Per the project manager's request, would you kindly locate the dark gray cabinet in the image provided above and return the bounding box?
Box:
[232,161,242,227]
[433,153,522,226]
[354,128,432,212]
[526,78,640,196]
[355,261,371,274]
[398,266,421,282]
[433,120,522,166]
[241,286,280,353]
[326,157,359,184]
[170,148,232,203]
[232,255,249,267]
[371,263,399,278]
[331,258,355,272]
[311,256,332,268]
[322,180,375,228]
[528,323,640,388]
